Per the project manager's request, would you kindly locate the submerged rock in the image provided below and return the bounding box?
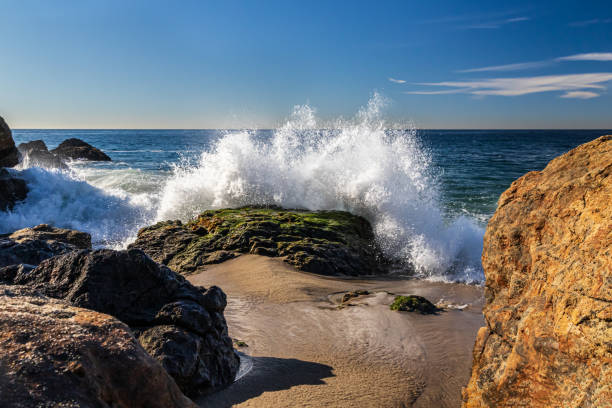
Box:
[463,135,612,407]
[18,139,67,169]
[13,248,239,397]
[130,207,387,276]
[0,224,91,271]
[51,137,112,161]
[0,285,196,408]
[0,168,27,212]
[0,116,19,167]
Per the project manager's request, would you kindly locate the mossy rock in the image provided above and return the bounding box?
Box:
[390,295,439,314]
[130,206,388,276]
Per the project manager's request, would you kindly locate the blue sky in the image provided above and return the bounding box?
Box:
[1,0,611,129]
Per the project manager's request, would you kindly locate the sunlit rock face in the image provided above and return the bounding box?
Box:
[463,135,612,407]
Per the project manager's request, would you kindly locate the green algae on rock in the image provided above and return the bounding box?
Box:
[390,295,439,314]
[130,207,387,276]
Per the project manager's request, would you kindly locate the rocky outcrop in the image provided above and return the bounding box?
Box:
[130,207,386,276]
[0,169,27,211]
[0,224,91,270]
[18,139,67,169]
[9,223,91,248]
[12,248,239,397]
[51,138,111,161]
[0,285,196,408]
[463,136,612,407]
[0,116,19,167]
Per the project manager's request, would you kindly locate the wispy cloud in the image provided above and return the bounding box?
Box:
[462,16,530,29]
[388,77,406,84]
[569,18,612,27]
[560,91,600,99]
[406,73,612,98]
[457,61,549,73]
[557,53,612,61]
[458,52,612,74]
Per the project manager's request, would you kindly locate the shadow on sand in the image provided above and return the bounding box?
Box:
[197,356,334,407]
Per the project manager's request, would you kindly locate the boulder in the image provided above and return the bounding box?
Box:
[0,116,19,167]
[0,224,91,270]
[51,138,111,161]
[13,248,240,396]
[130,207,387,276]
[462,136,612,407]
[17,139,67,169]
[9,223,91,249]
[0,168,27,212]
[0,285,196,408]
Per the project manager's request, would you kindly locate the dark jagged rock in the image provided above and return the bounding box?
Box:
[18,139,67,169]
[51,138,111,161]
[0,224,91,270]
[14,248,239,397]
[0,116,19,167]
[0,169,27,212]
[130,207,387,276]
[0,285,196,408]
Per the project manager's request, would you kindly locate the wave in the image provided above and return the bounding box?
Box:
[0,167,153,248]
[5,94,484,281]
[156,94,485,282]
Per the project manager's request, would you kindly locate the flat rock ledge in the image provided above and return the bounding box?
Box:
[462,135,612,407]
[130,206,388,276]
[0,285,196,408]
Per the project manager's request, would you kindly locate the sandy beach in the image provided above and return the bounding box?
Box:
[191,255,484,408]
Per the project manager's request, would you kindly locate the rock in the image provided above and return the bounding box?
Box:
[0,168,27,211]
[130,207,387,276]
[462,135,612,407]
[389,295,439,314]
[0,285,196,408]
[0,116,19,167]
[14,248,239,397]
[9,223,91,249]
[0,224,91,270]
[17,139,67,169]
[51,138,111,161]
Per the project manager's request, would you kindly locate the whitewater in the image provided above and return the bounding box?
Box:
[2,95,485,282]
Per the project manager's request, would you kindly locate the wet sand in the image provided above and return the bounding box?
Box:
[190,255,484,408]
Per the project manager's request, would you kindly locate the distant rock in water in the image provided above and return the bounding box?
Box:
[0,285,196,408]
[463,135,612,407]
[130,207,387,276]
[0,116,19,167]
[51,137,112,161]
[0,224,91,274]
[0,168,27,211]
[12,248,240,397]
[18,139,67,169]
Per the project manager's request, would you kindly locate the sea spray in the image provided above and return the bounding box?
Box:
[0,167,153,248]
[156,94,485,281]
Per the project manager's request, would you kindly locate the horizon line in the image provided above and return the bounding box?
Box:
[12,127,612,131]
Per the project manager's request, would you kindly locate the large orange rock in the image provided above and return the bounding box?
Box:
[463,135,612,407]
[0,285,196,408]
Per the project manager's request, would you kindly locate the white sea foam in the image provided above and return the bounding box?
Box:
[3,94,484,281]
[156,94,485,281]
[0,167,153,248]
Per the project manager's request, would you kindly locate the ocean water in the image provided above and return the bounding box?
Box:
[4,100,610,282]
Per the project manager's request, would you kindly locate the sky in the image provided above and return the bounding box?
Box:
[1,0,611,129]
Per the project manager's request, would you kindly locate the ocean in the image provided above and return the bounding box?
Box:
[4,106,609,283]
